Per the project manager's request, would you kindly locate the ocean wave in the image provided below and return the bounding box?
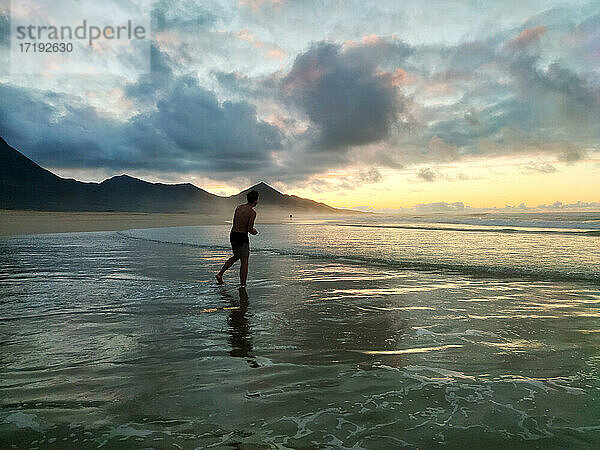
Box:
[116,231,600,283]
[333,223,600,236]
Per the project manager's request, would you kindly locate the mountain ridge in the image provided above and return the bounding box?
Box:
[0,137,357,215]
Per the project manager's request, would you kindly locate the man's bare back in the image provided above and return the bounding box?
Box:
[232,204,257,235]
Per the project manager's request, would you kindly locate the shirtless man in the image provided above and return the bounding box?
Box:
[215,190,259,287]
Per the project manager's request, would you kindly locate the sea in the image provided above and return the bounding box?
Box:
[1,211,599,448]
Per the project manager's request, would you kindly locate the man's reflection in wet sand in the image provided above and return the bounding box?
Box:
[222,287,260,368]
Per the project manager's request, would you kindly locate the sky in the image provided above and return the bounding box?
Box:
[0,0,599,210]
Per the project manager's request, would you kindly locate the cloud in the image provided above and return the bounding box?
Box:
[342,35,414,70]
[506,50,600,137]
[525,162,557,173]
[421,17,600,161]
[509,26,547,49]
[558,148,588,163]
[212,69,277,100]
[416,167,437,182]
[352,199,600,214]
[294,166,385,194]
[281,41,406,151]
[124,43,176,102]
[150,75,282,171]
[0,84,135,168]
[0,12,8,73]
[206,12,600,174]
[558,201,600,210]
[239,0,284,13]
[414,201,465,212]
[0,72,284,174]
[0,13,8,48]
[358,167,383,184]
[426,136,461,162]
[359,201,469,213]
[152,0,217,33]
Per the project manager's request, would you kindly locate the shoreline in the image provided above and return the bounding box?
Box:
[0,209,329,237]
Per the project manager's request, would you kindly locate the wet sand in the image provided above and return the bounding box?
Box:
[0,209,332,236]
[0,210,230,236]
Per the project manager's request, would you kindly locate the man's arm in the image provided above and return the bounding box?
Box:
[248,210,258,235]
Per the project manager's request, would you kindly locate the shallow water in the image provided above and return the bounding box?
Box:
[1,213,600,448]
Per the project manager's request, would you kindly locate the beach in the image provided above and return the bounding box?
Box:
[0,210,227,236]
[0,209,326,236]
[1,212,599,447]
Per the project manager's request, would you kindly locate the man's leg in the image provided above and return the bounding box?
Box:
[240,257,249,287]
[216,255,239,284]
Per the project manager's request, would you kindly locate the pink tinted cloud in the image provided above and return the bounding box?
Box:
[233,29,287,58]
[378,68,419,87]
[344,33,387,49]
[509,26,547,49]
[266,49,286,59]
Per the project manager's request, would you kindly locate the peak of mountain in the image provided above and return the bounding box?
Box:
[0,137,61,186]
[106,174,138,182]
[0,136,359,215]
[101,174,149,185]
[252,181,274,190]
[229,181,341,213]
[237,181,281,195]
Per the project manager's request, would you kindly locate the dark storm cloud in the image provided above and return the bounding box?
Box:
[152,75,281,169]
[281,41,406,151]
[0,74,283,173]
[0,84,130,168]
[0,39,284,177]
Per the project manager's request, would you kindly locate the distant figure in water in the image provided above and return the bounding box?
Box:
[289,214,293,220]
[216,190,259,287]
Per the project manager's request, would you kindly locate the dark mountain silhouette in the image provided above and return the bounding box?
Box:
[228,182,340,213]
[0,137,356,214]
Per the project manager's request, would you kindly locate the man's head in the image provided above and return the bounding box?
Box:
[247,190,259,206]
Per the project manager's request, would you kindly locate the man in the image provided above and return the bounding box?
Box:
[215,190,259,287]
